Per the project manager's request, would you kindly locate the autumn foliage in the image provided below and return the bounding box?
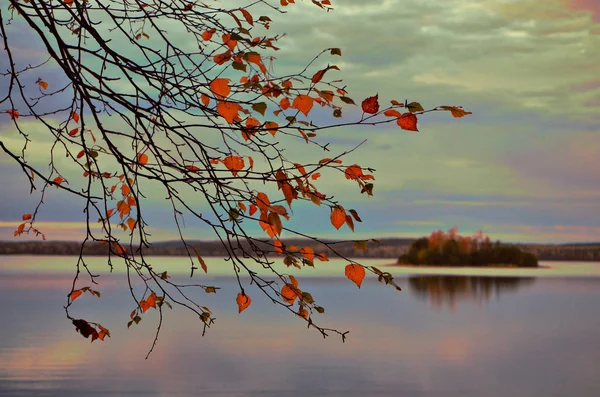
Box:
[2,0,469,352]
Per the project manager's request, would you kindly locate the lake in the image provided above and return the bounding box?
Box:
[1,256,600,396]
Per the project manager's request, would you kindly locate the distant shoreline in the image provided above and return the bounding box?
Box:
[387,263,554,269]
[0,239,599,262]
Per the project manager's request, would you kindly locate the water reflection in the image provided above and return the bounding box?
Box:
[408,275,536,309]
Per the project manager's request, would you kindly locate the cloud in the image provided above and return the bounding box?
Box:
[1,0,599,244]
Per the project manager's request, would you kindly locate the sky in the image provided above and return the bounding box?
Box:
[1,0,599,243]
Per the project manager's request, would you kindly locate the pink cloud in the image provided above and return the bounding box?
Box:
[567,0,600,22]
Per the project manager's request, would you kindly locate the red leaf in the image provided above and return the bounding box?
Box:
[7,109,19,119]
[361,94,379,114]
[70,289,83,301]
[22,213,32,221]
[397,113,419,131]
[202,29,216,41]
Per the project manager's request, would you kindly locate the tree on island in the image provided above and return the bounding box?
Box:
[398,227,538,267]
[1,0,470,353]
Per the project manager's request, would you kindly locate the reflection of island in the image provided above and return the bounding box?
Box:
[398,227,538,267]
[408,275,536,309]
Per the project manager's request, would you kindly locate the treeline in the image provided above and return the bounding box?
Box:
[398,228,538,267]
[0,238,413,259]
[1,238,599,261]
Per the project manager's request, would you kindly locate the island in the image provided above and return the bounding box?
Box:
[397,227,538,267]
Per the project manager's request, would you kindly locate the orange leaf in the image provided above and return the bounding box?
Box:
[236,292,251,313]
[53,176,64,185]
[122,184,130,196]
[37,80,49,90]
[113,242,126,255]
[294,163,307,176]
[140,300,150,313]
[345,264,366,288]
[299,246,315,261]
[264,121,278,136]
[217,101,242,124]
[186,165,200,171]
[117,201,130,218]
[317,252,329,261]
[201,93,210,106]
[147,292,157,309]
[311,65,339,84]
[298,307,309,320]
[22,213,32,221]
[384,109,402,118]
[344,164,363,180]
[274,239,284,254]
[268,212,283,236]
[345,215,355,232]
[440,105,473,118]
[239,8,254,26]
[397,113,418,131]
[222,34,238,51]
[202,29,216,41]
[137,153,149,165]
[68,128,79,136]
[361,94,379,114]
[255,192,270,213]
[97,324,110,341]
[214,51,232,65]
[126,218,136,231]
[279,97,290,110]
[249,204,258,216]
[70,289,83,301]
[259,212,277,238]
[223,155,245,176]
[194,248,208,273]
[7,109,19,119]
[311,172,321,180]
[210,78,231,100]
[330,206,346,230]
[71,111,80,123]
[281,282,301,304]
[292,95,313,117]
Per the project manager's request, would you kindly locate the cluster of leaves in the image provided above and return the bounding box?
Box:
[1,0,469,353]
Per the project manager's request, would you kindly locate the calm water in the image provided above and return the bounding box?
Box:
[1,257,600,396]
